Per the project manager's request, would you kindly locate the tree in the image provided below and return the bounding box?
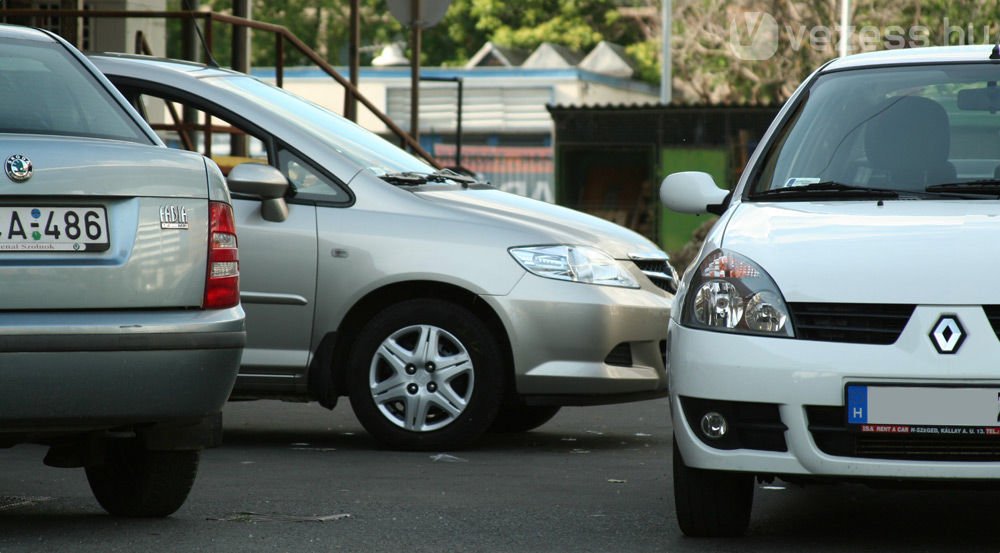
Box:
[670,0,1000,105]
[168,0,1000,105]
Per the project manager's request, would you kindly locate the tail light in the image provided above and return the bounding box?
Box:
[203,201,239,309]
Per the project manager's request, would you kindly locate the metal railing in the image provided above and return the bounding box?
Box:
[0,8,441,168]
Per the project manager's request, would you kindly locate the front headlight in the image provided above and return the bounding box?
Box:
[683,249,793,337]
[509,245,639,288]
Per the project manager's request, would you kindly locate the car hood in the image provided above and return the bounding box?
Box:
[721,201,1000,304]
[415,187,663,259]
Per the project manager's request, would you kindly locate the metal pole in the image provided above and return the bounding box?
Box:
[410,0,421,148]
[231,0,250,156]
[456,78,463,168]
[276,34,284,88]
[181,0,199,62]
[232,0,250,72]
[660,0,671,104]
[347,0,360,121]
[839,0,850,58]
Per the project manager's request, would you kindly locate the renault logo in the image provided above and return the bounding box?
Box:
[4,154,31,182]
[930,315,966,354]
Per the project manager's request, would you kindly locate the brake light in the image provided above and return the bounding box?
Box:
[203,201,239,309]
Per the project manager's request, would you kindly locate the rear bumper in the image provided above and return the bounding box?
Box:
[0,307,245,436]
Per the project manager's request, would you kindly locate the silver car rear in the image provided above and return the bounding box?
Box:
[0,25,246,517]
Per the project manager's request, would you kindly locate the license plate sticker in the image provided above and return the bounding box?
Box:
[846,385,1000,435]
[0,206,109,252]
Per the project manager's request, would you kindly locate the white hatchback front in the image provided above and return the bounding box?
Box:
[662,45,1000,537]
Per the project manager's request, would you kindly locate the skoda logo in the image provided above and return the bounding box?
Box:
[5,154,32,182]
[930,314,966,354]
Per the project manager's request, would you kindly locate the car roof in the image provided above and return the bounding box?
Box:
[88,53,240,80]
[0,23,58,42]
[825,44,1000,72]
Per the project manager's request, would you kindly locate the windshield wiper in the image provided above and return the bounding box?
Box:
[378,172,429,186]
[428,168,482,185]
[926,179,1000,197]
[751,181,900,200]
[379,169,487,187]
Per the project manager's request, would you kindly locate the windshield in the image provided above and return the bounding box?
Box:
[751,63,1000,197]
[208,75,435,176]
[0,37,149,143]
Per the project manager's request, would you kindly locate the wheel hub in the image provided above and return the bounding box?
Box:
[368,324,475,432]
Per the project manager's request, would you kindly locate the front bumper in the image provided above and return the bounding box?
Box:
[484,273,671,403]
[0,307,245,435]
[670,305,1000,480]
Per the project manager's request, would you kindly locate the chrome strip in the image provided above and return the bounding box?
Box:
[240,292,309,306]
[628,252,670,262]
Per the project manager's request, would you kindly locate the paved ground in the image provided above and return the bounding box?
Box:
[2,398,1000,552]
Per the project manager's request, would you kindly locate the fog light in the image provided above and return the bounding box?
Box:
[700,412,728,439]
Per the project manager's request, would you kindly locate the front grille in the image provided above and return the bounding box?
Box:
[807,405,1000,461]
[983,305,1000,340]
[630,259,676,294]
[604,343,633,367]
[788,303,915,344]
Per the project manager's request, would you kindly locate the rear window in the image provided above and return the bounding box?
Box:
[0,36,150,143]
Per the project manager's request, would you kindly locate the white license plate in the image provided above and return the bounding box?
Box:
[846,384,1000,435]
[0,206,109,252]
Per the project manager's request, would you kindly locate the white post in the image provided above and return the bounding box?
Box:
[660,0,672,104]
[839,0,850,58]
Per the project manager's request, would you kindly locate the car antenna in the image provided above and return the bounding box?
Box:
[183,0,221,68]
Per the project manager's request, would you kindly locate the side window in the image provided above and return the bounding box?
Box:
[277,148,348,201]
[135,94,270,175]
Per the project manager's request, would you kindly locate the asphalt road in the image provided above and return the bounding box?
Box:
[3,398,1000,552]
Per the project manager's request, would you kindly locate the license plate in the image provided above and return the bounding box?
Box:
[0,206,109,252]
[846,384,1000,436]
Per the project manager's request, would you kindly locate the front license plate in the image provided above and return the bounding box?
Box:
[845,384,1000,436]
[0,206,109,252]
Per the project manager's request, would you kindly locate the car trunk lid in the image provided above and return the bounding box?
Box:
[0,136,210,309]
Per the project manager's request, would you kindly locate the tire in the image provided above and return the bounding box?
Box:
[673,437,753,537]
[489,405,561,433]
[85,439,200,518]
[347,299,504,451]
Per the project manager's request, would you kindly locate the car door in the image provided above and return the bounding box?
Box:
[123,86,319,394]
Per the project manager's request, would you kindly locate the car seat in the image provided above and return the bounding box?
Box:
[864,96,956,189]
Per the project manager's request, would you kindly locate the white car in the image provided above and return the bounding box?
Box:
[661,45,1000,536]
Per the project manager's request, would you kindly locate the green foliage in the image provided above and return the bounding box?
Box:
[626,40,661,84]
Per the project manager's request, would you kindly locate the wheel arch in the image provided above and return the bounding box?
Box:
[307,280,515,407]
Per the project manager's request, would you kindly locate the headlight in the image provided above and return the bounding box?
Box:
[683,249,793,337]
[509,245,639,288]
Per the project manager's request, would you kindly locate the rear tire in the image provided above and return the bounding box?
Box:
[86,439,199,518]
[489,405,561,433]
[673,437,753,537]
[347,299,504,450]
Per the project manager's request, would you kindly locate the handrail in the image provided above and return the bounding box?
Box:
[0,8,441,168]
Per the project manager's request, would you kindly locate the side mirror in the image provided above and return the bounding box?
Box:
[227,163,290,223]
[659,171,730,215]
